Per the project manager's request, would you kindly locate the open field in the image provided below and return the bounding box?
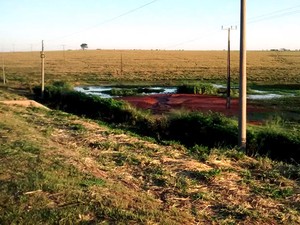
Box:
[2,50,300,87]
[1,50,300,224]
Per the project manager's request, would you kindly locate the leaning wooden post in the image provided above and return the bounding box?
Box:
[40,40,45,98]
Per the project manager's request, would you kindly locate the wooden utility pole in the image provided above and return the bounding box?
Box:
[2,54,5,85]
[40,40,45,98]
[120,52,123,76]
[222,26,237,109]
[62,44,66,62]
[239,0,247,150]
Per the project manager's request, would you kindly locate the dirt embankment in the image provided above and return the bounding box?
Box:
[0,100,49,110]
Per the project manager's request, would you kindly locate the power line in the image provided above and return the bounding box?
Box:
[4,2,299,51]
[94,0,159,26]
[48,0,160,42]
[248,9,300,24]
[165,30,222,49]
[248,4,300,22]
[165,4,300,50]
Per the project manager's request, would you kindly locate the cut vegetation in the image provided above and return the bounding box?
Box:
[0,88,299,224]
[1,49,300,224]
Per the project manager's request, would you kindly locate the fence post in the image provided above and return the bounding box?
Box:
[40,40,45,98]
[2,54,5,85]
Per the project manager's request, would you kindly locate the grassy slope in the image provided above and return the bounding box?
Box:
[0,90,299,224]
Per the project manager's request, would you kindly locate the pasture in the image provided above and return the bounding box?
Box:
[2,50,300,87]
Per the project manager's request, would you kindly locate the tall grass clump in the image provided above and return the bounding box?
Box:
[245,115,300,163]
[250,128,300,163]
[33,81,73,100]
[34,82,300,163]
[102,87,165,97]
[33,82,150,126]
[164,111,238,148]
[177,83,218,95]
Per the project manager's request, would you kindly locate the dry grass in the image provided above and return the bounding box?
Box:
[0,89,299,224]
[2,50,300,87]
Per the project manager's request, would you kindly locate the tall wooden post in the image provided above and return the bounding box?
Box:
[222,26,237,109]
[2,54,5,85]
[62,44,66,62]
[227,28,231,109]
[239,0,247,150]
[41,40,45,98]
[120,52,123,76]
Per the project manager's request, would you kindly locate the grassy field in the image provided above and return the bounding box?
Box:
[0,89,299,224]
[1,50,300,224]
[2,50,300,87]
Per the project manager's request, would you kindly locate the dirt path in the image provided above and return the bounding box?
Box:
[0,100,50,110]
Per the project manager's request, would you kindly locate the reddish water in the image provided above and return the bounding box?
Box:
[118,94,267,124]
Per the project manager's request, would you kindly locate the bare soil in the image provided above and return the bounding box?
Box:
[0,100,50,110]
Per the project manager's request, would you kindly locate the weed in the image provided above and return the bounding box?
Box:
[189,145,210,161]
[277,163,300,180]
[113,153,141,166]
[252,184,294,199]
[177,82,218,95]
[174,176,189,195]
[11,140,40,155]
[143,164,168,187]
[265,115,286,130]
[80,177,106,187]
[240,169,252,181]
[190,192,209,201]
[185,169,222,182]
[89,141,116,150]
[224,149,245,161]
[70,123,86,133]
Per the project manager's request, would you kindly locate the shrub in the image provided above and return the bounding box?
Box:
[101,87,165,97]
[177,83,218,95]
[255,129,300,162]
[189,145,210,161]
[34,82,300,163]
[35,82,148,125]
[165,111,238,148]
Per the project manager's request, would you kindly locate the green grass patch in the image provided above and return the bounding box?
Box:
[34,82,300,163]
[101,87,165,96]
[184,169,222,182]
[177,82,218,95]
[1,86,300,224]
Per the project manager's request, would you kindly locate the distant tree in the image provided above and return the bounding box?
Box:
[80,43,88,50]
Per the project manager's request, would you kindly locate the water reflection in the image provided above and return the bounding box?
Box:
[74,85,292,100]
[74,86,177,98]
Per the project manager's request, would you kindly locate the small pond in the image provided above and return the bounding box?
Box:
[74,86,177,98]
[74,85,294,100]
[247,89,295,100]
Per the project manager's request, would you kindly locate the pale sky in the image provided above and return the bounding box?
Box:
[1,0,300,51]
